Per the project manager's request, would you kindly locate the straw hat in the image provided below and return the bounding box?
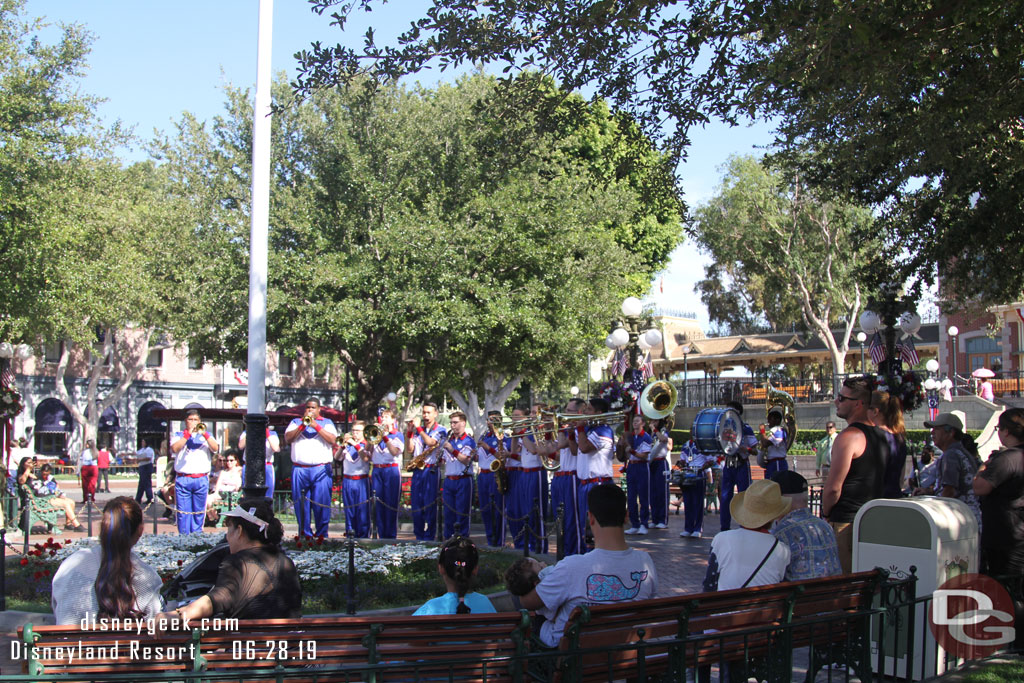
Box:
[729,480,792,529]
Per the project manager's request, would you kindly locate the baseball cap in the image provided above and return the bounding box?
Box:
[923,413,964,431]
[771,470,808,495]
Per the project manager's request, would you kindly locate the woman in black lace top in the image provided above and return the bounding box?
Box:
[158,497,301,624]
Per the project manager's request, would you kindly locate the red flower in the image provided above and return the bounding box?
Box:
[43,569,50,576]
[33,571,41,579]
[317,537,325,546]
[19,558,27,566]
[296,543,303,549]
[177,559,184,566]
[47,537,54,544]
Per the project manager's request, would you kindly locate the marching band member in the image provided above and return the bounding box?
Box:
[371,409,403,539]
[285,398,337,538]
[575,397,616,552]
[170,409,220,535]
[441,411,476,539]
[622,414,653,535]
[761,407,790,477]
[550,398,583,556]
[505,407,526,548]
[518,416,549,553]
[477,410,509,547]
[410,402,446,541]
[339,421,372,538]
[678,438,714,538]
[648,418,673,529]
[238,427,281,499]
[720,401,756,531]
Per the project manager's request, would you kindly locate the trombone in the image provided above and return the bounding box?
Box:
[364,424,384,447]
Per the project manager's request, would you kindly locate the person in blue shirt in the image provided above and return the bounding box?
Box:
[410,402,447,541]
[413,536,496,615]
[477,410,511,548]
[620,414,653,535]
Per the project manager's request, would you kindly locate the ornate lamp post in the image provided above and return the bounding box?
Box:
[605,297,662,385]
[947,325,960,396]
[855,331,867,373]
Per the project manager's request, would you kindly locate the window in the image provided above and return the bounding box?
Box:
[278,351,294,377]
[44,342,63,364]
[146,348,163,367]
[966,336,1001,372]
[35,433,68,457]
[188,353,203,370]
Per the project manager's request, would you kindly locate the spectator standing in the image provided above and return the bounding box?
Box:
[703,479,791,591]
[521,484,656,648]
[96,445,111,493]
[822,376,889,573]
[51,497,162,624]
[974,408,1024,578]
[413,536,497,615]
[814,422,837,480]
[923,412,982,529]
[770,471,841,581]
[135,440,156,505]
[79,439,99,503]
[868,390,908,498]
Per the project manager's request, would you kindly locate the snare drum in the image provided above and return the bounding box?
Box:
[691,408,743,457]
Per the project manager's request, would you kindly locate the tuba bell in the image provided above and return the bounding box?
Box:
[763,383,798,451]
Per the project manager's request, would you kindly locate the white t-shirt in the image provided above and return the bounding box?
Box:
[706,528,791,591]
[535,548,657,647]
[286,418,337,466]
[135,446,155,466]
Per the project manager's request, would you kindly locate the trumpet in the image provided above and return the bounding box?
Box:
[302,415,314,426]
[194,422,207,435]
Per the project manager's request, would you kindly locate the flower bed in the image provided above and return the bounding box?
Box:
[8,534,514,614]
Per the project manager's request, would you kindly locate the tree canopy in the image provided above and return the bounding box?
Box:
[692,155,876,376]
[297,0,1024,306]
[158,72,683,422]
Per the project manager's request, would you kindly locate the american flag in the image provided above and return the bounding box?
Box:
[869,332,887,366]
[610,349,628,377]
[928,394,939,421]
[898,336,920,366]
[641,352,654,382]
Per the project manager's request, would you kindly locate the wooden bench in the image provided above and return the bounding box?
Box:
[551,569,889,683]
[19,610,533,682]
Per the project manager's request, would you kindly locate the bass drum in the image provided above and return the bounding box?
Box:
[691,408,743,457]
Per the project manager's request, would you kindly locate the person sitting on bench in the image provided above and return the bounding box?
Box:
[16,457,84,531]
[413,536,496,615]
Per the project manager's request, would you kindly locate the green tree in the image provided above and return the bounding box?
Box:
[298,0,1024,305]
[159,73,681,429]
[693,155,876,379]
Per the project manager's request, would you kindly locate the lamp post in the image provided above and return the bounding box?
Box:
[948,325,960,396]
[855,331,867,373]
[680,344,691,407]
[606,297,662,385]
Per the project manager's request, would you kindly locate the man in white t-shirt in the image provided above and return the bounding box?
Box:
[702,479,791,592]
[521,483,657,648]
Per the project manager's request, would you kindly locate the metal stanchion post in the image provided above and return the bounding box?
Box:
[346,530,357,615]
[556,503,564,562]
[86,501,93,537]
[435,484,443,542]
[152,498,158,535]
[370,495,377,540]
[1,526,6,611]
[22,512,28,555]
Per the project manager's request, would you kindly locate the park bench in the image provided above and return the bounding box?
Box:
[18,610,533,682]
[210,490,240,527]
[17,484,64,534]
[550,568,889,683]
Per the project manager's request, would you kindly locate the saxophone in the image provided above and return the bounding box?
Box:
[405,428,451,471]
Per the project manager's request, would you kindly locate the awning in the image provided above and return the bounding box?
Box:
[137,401,168,434]
[34,398,72,433]
[98,405,120,433]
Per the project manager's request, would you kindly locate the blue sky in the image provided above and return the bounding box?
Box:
[26,0,775,332]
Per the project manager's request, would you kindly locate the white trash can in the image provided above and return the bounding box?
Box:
[853,496,979,679]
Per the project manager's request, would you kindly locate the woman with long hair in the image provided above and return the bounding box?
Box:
[51,497,163,624]
[868,390,908,498]
[157,497,300,623]
[413,536,496,615]
[16,457,84,531]
[974,408,1024,577]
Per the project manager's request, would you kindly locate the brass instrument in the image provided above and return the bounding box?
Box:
[758,383,797,463]
[302,415,314,426]
[365,424,384,447]
[639,381,677,420]
[194,422,207,434]
[405,429,451,471]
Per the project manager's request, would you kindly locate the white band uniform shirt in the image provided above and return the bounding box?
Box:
[583,424,616,479]
[342,442,371,476]
[171,432,213,475]
[444,434,476,477]
[239,429,281,465]
[371,432,403,466]
[286,418,337,466]
[765,426,788,461]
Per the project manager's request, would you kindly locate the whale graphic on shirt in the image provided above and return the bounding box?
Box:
[586,570,649,602]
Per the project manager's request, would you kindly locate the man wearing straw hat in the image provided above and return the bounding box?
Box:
[702,479,791,592]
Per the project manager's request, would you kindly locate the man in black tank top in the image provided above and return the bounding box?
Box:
[822,376,889,573]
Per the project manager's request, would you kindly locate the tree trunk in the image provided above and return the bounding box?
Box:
[450,373,523,437]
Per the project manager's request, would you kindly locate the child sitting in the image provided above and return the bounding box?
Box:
[35,464,63,496]
[413,536,497,615]
[504,557,553,597]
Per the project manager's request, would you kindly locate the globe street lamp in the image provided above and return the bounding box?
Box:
[606,297,662,385]
[855,331,867,372]
[948,325,960,396]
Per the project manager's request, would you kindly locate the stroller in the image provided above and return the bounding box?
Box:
[160,539,230,604]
